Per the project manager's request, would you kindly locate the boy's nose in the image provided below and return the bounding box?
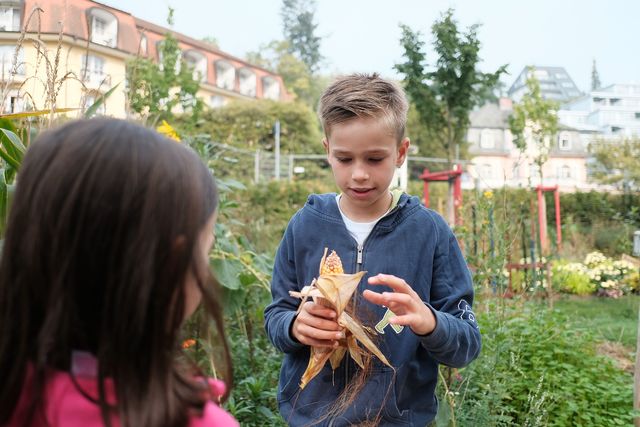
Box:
[351,166,369,181]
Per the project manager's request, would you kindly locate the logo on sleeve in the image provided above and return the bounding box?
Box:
[375,308,404,334]
[458,300,477,327]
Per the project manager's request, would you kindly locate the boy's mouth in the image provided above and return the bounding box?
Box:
[350,188,374,198]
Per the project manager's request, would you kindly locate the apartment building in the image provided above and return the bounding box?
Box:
[0,0,289,117]
[466,98,593,192]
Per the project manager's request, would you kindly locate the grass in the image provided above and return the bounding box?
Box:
[550,294,640,348]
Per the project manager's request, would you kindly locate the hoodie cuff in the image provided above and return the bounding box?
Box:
[280,311,306,353]
[419,304,450,350]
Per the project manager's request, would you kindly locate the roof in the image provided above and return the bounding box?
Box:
[469,102,512,129]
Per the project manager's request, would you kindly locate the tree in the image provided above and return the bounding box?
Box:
[281,0,323,74]
[246,40,327,107]
[126,8,203,125]
[508,71,559,181]
[201,36,219,50]
[395,9,506,167]
[589,137,640,189]
[591,59,601,91]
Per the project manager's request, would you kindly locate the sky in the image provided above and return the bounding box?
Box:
[103,0,639,94]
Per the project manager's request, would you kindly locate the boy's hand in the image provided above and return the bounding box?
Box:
[291,301,344,348]
[363,274,437,336]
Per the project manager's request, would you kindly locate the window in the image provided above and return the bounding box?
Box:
[215,60,234,90]
[512,164,520,179]
[183,50,207,82]
[81,55,108,87]
[0,6,20,31]
[0,44,24,76]
[558,132,571,150]
[480,164,492,179]
[529,164,540,180]
[88,9,118,47]
[262,76,280,100]
[157,42,181,73]
[209,95,226,108]
[559,165,571,179]
[82,92,106,115]
[480,129,495,149]
[139,34,147,56]
[238,68,256,97]
[2,88,23,113]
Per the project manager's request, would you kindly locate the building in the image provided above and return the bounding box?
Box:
[0,0,289,117]
[466,98,592,192]
[559,83,640,140]
[508,66,582,104]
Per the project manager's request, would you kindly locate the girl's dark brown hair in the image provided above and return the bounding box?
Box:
[0,118,232,427]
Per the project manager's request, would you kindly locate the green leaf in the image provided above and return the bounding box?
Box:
[84,83,121,118]
[0,169,7,234]
[210,257,243,290]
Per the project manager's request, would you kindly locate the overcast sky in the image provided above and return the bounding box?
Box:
[103,0,639,93]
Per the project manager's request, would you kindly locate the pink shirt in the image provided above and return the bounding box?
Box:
[9,352,238,427]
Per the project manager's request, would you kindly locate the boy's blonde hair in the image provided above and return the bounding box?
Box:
[318,73,409,142]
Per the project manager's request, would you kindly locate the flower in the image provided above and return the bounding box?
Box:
[182,339,196,349]
[157,120,181,142]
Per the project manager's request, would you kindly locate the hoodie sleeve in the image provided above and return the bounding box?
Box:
[419,216,481,368]
[264,213,306,354]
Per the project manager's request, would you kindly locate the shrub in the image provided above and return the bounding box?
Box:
[552,262,595,295]
[447,302,633,426]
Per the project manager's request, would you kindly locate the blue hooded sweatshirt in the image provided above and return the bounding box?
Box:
[264,193,480,426]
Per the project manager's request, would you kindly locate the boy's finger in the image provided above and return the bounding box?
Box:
[304,302,337,319]
[388,313,415,326]
[367,274,412,294]
[296,323,344,341]
[362,289,385,305]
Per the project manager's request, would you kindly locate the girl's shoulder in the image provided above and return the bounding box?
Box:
[190,401,239,427]
[189,378,238,427]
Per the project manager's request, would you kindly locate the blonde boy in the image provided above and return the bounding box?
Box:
[265,73,480,426]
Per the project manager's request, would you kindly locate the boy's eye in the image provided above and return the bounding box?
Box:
[336,157,352,163]
[368,158,384,163]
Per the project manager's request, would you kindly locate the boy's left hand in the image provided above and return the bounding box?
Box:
[363,274,436,336]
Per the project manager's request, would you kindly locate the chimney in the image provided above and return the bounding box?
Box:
[499,97,513,111]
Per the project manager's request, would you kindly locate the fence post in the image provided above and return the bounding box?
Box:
[288,154,294,181]
[274,120,281,180]
[254,149,260,183]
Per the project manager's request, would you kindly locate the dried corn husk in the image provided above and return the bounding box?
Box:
[289,248,391,389]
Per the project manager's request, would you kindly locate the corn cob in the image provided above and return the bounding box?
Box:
[292,248,390,389]
[320,250,344,275]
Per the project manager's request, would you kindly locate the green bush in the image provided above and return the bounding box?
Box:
[551,262,595,295]
[446,302,633,426]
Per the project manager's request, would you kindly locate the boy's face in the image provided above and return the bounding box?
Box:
[323,117,409,222]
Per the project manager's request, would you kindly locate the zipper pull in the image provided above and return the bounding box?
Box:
[357,244,363,264]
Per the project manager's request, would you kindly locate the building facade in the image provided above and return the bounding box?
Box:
[466,98,592,192]
[559,83,640,140]
[0,0,289,117]
[508,66,582,104]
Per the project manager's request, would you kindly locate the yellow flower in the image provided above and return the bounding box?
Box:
[157,120,181,142]
[483,190,493,199]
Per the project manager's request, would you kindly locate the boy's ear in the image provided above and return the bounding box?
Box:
[396,138,410,167]
[322,138,329,154]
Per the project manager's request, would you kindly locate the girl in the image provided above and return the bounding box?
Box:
[0,118,238,427]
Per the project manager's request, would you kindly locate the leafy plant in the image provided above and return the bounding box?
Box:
[445,301,633,426]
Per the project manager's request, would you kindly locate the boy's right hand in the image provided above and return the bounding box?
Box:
[291,301,344,348]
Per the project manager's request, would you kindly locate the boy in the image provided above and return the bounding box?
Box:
[264,73,480,426]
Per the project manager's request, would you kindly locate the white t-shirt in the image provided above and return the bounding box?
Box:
[335,194,389,246]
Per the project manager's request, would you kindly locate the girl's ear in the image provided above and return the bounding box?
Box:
[396,137,410,167]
